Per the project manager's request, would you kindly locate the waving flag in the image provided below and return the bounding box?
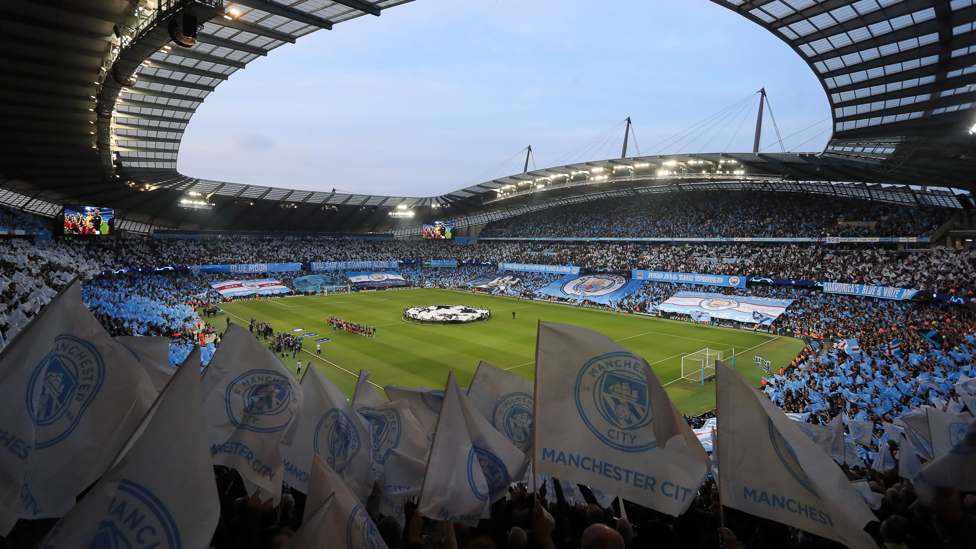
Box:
[847,419,874,447]
[289,454,388,549]
[39,348,219,549]
[898,433,922,480]
[826,414,845,461]
[915,417,976,493]
[354,398,430,499]
[353,370,386,408]
[925,407,973,460]
[533,322,709,516]
[0,280,156,534]
[466,361,534,452]
[114,336,176,393]
[280,366,373,498]
[715,360,876,549]
[384,385,444,442]
[871,445,896,472]
[791,420,834,456]
[202,324,303,504]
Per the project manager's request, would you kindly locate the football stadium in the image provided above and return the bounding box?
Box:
[1,0,976,548]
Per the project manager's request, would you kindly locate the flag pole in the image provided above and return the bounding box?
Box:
[715,359,725,529]
[531,321,542,497]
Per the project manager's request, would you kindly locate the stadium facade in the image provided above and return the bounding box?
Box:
[1,0,975,235]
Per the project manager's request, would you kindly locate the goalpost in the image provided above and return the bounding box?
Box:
[680,348,736,385]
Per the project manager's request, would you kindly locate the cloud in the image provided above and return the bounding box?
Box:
[234,133,275,152]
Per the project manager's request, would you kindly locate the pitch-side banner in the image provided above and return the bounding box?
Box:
[210,279,290,297]
[430,260,458,268]
[538,274,643,305]
[498,263,580,275]
[632,270,745,289]
[659,292,793,325]
[190,263,302,274]
[467,275,521,291]
[821,282,919,300]
[346,271,408,288]
[311,261,398,271]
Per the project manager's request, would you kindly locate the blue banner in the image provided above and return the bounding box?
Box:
[293,274,340,293]
[538,274,643,304]
[631,270,745,288]
[429,260,458,268]
[821,283,919,300]
[190,263,302,274]
[498,263,580,274]
[311,261,398,271]
[659,292,794,325]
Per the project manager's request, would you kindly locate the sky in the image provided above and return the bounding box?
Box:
[178,0,832,197]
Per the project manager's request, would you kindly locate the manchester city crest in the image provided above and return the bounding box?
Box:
[420,390,444,414]
[368,273,389,282]
[190,265,202,275]
[949,422,968,448]
[27,335,105,449]
[562,275,627,297]
[574,352,655,452]
[467,446,509,501]
[90,479,180,549]
[850,423,865,440]
[346,504,385,549]
[225,369,299,433]
[698,297,739,311]
[728,276,741,287]
[769,419,820,498]
[314,409,362,474]
[356,406,401,464]
[491,392,534,451]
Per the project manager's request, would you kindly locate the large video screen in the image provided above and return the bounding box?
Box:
[423,221,454,240]
[63,206,114,235]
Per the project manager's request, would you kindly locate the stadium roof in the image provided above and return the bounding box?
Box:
[1,0,975,234]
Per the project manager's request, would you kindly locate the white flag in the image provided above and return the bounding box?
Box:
[40,348,219,549]
[925,407,973,459]
[353,370,386,408]
[847,419,873,447]
[202,324,303,504]
[280,365,373,498]
[897,433,921,480]
[715,360,876,549]
[843,439,865,468]
[533,322,709,517]
[792,421,834,456]
[898,408,933,460]
[850,481,883,510]
[289,454,388,549]
[115,336,176,393]
[915,417,976,492]
[384,385,443,442]
[418,373,490,525]
[466,361,534,452]
[826,414,845,461]
[355,397,430,499]
[956,374,976,396]
[871,444,896,472]
[0,280,156,533]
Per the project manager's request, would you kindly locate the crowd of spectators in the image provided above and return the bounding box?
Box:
[480,191,953,239]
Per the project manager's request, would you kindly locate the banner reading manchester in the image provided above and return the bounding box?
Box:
[659,291,793,325]
[346,271,408,288]
[821,283,919,300]
[538,274,643,304]
[632,270,745,289]
[210,279,291,297]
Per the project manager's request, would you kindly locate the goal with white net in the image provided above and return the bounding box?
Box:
[680,348,734,385]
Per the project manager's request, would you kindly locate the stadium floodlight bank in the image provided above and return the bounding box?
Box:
[680,348,733,385]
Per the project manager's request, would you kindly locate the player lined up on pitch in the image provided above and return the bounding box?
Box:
[328,316,376,338]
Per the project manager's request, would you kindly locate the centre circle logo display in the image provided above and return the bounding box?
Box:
[491,392,534,450]
[768,419,820,498]
[89,479,180,549]
[466,446,509,501]
[421,390,444,414]
[698,297,740,311]
[356,406,401,465]
[346,504,385,549]
[225,369,299,433]
[562,275,627,297]
[314,409,362,474]
[574,352,655,452]
[27,334,106,449]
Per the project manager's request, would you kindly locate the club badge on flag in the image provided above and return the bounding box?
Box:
[533,322,709,517]
[847,419,873,447]
[384,385,444,442]
[280,366,374,498]
[715,360,876,549]
[354,397,430,499]
[202,324,303,504]
[466,361,534,452]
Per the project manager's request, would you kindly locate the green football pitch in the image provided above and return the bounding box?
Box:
[213,289,804,416]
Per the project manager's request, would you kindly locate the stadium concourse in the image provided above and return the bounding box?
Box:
[0,190,974,547]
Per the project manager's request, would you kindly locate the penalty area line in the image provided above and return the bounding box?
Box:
[661,336,781,386]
